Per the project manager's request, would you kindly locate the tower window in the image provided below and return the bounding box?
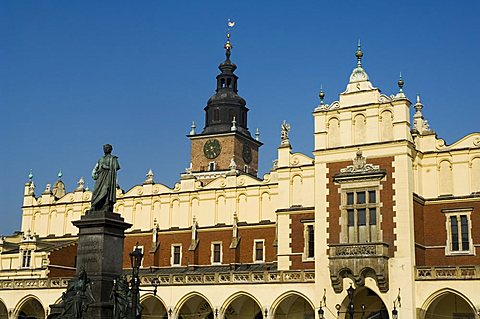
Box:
[227,78,232,88]
[208,162,216,171]
[220,78,226,88]
[213,109,220,122]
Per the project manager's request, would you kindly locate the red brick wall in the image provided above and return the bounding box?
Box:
[124,233,156,268]
[123,226,276,268]
[420,200,480,266]
[48,243,77,277]
[413,198,425,265]
[289,213,314,270]
[190,134,259,174]
[327,157,396,255]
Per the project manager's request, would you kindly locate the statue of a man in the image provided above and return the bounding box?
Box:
[91,144,120,212]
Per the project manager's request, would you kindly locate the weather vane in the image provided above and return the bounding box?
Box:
[225,19,235,52]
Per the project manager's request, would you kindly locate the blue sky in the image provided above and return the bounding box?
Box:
[1,1,479,235]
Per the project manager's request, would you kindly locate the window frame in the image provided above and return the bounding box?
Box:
[21,249,32,268]
[210,242,223,265]
[444,208,475,256]
[339,181,382,244]
[253,239,265,263]
[171,244,182,266]
[303,222,315,261]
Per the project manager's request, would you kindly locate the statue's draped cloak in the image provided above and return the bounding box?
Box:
[91,154,120,210]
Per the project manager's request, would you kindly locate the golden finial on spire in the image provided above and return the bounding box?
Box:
[356,39,363,67]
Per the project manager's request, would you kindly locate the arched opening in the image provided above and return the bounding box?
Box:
[337,287,388,319]
[273,294,314,319]
[0,300,8,319]
[178,294,213,319]
[16,297,45,319]
[141,295,168,319]
[425,290,475,319]
[223,293,263,319]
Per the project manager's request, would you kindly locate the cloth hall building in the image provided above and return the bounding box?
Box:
[1,40,480,319]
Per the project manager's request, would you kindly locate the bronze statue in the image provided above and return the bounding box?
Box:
[111,275,130,319]
[91,144,120,212]
[58,269,95,319]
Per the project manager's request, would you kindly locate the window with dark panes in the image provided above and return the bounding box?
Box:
[172,245,181,265]
[343,189,379,243]
[212,243,221,264]
[307,225,315,258]
[254,241,264,262]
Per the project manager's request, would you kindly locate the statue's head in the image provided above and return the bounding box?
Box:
[103,144,113,154]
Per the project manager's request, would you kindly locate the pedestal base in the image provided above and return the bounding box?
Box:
[50,210,131,319]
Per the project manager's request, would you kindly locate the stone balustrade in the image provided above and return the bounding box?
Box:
[139,270,315,286]
[416,266,480,280]
[0,270,315,290]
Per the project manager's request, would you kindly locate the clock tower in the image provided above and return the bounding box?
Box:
[187,31,262,181]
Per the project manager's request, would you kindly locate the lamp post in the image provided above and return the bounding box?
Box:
[318,288,326,319]
[317,307,324,319]
[392,288,401,319]
[129,244,144,319]
[347,285,355,319]
[335,285,366,319]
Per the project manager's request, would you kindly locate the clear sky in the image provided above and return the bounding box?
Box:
[1,1,479,235]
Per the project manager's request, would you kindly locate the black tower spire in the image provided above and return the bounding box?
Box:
[202,32,250,136]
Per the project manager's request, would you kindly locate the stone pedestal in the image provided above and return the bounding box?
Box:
[73,211,131,318]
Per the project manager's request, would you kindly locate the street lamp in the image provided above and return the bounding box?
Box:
[317,307,324,319]
[318,288,326,319]
[392,288,401,319]
[129,243,144,319]
[392,307,398,319]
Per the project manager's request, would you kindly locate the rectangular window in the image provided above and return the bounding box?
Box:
[211,243,222,264]
[22,250,32,268]
[446,211,473,254]
[307,225,314,258]
[254,240,264,262]
[343,188,379,243]
[171,245,182,266]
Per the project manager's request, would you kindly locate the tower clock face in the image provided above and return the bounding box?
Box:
[242,144,252,164]
[203,139,221,159]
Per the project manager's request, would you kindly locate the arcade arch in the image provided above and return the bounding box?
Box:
[423,289,476,319]
[0,300,7,319]
[272,292,314,319]
[141,294,168,319]
[15,296,45,319]
[176,293,214,319]
[337,287,388,319]
[222,292,263,319]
